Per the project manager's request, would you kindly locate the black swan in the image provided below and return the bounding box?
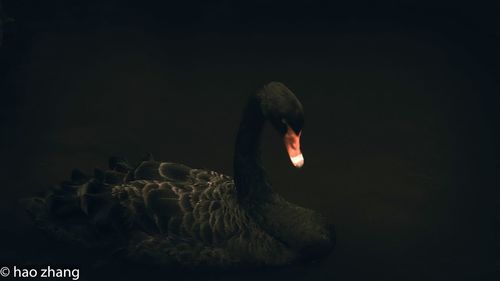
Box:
[23,82,335,269]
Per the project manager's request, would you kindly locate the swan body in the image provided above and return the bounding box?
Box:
[23,82,335,269]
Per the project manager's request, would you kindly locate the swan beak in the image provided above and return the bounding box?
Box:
[284,127,304,168]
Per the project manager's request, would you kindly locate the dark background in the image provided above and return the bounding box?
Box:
[1,0,499,280]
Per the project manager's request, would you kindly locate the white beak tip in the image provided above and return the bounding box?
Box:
[290,154,304,168]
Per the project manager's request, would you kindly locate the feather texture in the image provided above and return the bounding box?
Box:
[22,82,335,269]
[23,156,297,268]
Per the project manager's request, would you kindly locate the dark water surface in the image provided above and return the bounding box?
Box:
[1,1,499,280]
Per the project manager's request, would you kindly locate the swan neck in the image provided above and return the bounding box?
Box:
[233,96,270,203]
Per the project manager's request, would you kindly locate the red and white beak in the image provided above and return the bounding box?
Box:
[284,126,304,168]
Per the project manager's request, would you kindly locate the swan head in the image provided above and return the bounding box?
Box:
[258,82,305,168]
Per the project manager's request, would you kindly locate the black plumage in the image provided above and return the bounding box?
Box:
[22,82,335,269]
